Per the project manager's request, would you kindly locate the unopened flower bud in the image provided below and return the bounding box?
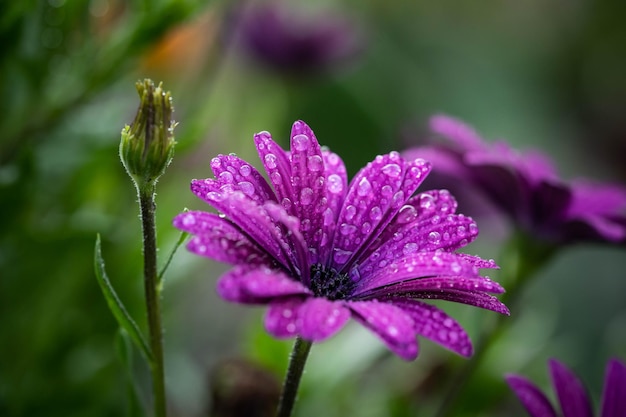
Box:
[120,79,176,185]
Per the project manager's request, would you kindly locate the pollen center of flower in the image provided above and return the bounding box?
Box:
[309,264,355,301]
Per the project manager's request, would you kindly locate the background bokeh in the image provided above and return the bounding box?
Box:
[1,0,625,416]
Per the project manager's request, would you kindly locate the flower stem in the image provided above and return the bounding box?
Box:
[139,182,167,417]
[276,337,313,417]
[433,232,556,417]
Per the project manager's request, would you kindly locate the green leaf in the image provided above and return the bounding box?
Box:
[158,229,189,288]
[94,234,153,363]
[115,328,145,417]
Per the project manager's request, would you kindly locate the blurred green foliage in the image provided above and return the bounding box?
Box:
[1,0,625,416]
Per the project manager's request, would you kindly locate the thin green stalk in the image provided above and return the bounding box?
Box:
[276,337,313,417]
[433,232,557,417]
[139,182,167,417]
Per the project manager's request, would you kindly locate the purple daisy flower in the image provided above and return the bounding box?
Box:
[403,115,626,244]
[226,3,362,75]
[506,358,626,417]
[173,121,508,360]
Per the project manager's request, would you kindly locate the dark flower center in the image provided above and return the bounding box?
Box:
[309,264,355,300]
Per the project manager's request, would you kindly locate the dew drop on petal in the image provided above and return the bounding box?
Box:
[357,177,372,196]
[333,249,352,264]
[238,181,254,196]
[340,223,358,236]
[264,153,277,169]
[403,242,418,255]
[281,198,292,210]
[396,205,417,224]
[271,172,282,184]
[381,185,393,197]
[387,326,399,336]
[327,174,343,194]
[361,222,372,234]
[420,193,435,209]
[300,187,314,205]
[382,163,401,178]
[369,206,382,221]
[282,308,293,318]
[451,262,462,274]
[293,134,310,151]
[286,323,296,333]
[345,205,357,221]
[219,171,233,183]
[457,226,466,237]
[239,165,251,176]
[307,155,323,171]
[323,207,335,226]
[182,214,196,226]
[206,192,224,201]
[428,231,441,244]
[469,223,478,235]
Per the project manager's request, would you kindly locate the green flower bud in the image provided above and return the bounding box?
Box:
[120,79,176,185]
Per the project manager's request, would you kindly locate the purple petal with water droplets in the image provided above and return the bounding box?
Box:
[408,289,510,314]
[349,300,418,360]
[254,131,295,212]
[217,266,312,304]
[331,153,431,270]
[391,299,472,357]
[318,148,348,265]
[355,251,482,294]
[264,297,307,338]
[505,374,558,417]
[289,121,328,260]
[174,211,269,265]
[209,154,277,204]
[298,298,350,342]
[600,359,626,417]
[548,359,593,417]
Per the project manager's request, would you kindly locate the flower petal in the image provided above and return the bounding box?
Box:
[549,359,593,417]
[289,121,328,259]
[600,358,626,417]
[298,298,350,342]
[505,374,558,417]
[348,300,418,360]
[173,211,269,265]
[209,153,277,204]
[430,114,485,151]
[254,131,295,212]
[407,290,510,315]
[318,148,348,265]
[217,266,312,304]
[330,153,431,270]
[264,297,307,338]
[390,299,472,357]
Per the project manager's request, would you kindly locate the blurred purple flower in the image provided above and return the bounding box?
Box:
[227,3,362,75]
[173,121,508,360]
[506,358,626,417]
[403,115,626,244]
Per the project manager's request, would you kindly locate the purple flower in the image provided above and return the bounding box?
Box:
[403,115,626,244]
[173,121,508,360]
[226,3,362,75]
[506,358,626,417]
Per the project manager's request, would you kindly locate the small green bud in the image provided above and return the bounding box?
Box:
[120,79,176,185]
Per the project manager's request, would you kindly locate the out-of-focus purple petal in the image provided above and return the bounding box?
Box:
[174,211,269,266]
[217,266,312,304]
[209,153,277,204]
[264,297,307,338]
[298,298,350,342]
[600,359,626,417]
[349,300,418,360]
[403,146,469,179]
[429,114,485,151]
[548,359,593,417]
[505,374,558,417]
[391,299,473,357]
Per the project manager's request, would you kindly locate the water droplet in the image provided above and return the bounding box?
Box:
[361,222,372,234]
[323,207,334,226]
[220,184,234,193]
[327,153,339,166]
[300,187,314,205]
[382,163,401,177]
[448,331,459,343]
[307,155,323,171]
[428,231,441,244]
[333,249,352,264]
[369,206,382,221]
[443,318,454,328]
[392,191,404,208]
[286,323,296,333]
[327,174,343,194]
[239,165,251,176]
[281,198,292,210]
[344,205,356,221]
[431,215,441,224]
[420,193,435,209]
[340,223,357,236]
[271,172,282,184]
[219,171,233,183]
[238,181,254,196]
[437,329,448,342]
[378,260,388,268]
[301,219,311,231]
[206,192,224,201]
[469,223,478,235]
[397,205,417,224]
[456,226,466,237]
[293,134,309,151]
[182,214,196,226]
[403,242,418,255]
[357,177,372,196]
[264,153,277,169]
[381,185,393,197]
[282,309,293,318]
[451,262,462,273]
[387,326,399,336]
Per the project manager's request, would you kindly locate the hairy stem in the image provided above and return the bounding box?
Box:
[276,337,313,417]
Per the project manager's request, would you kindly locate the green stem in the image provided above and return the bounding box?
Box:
[139,182,167,417]
[276,337,313,417]
[433,232,557,417]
